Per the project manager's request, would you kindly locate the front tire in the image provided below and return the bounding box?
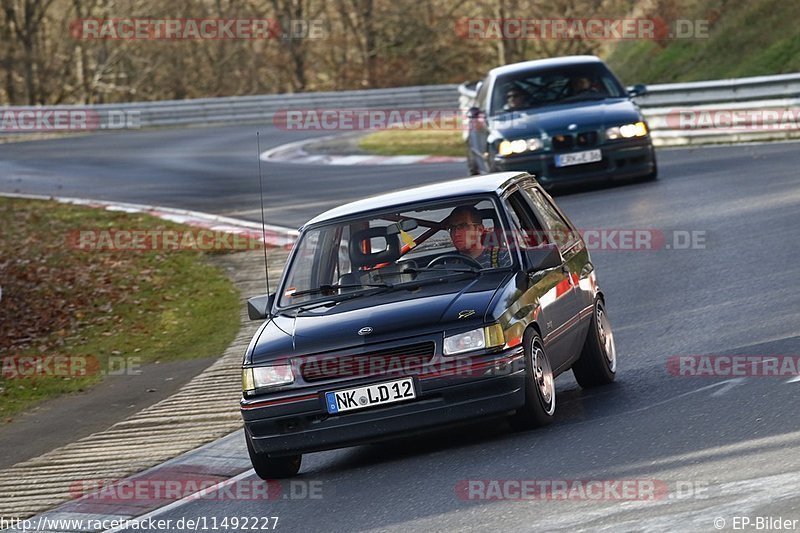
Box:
[510,330,556,430]
[245,430,302,479]
[572,298,617,387]
[642,153,658,181]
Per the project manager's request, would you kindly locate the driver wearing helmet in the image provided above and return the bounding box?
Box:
[504,86,528,111]
[446,206,510,269]
[569,75,604,96]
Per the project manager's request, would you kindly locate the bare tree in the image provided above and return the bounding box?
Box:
[2,0,58,103]
[0,0,648,105]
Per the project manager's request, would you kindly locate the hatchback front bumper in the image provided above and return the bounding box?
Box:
[241,346,526,456]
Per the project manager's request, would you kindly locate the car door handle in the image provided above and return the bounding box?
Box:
[561,264,570,274]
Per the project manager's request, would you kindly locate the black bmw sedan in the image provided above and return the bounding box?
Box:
[464,56,657,188]
[241,172,617,478]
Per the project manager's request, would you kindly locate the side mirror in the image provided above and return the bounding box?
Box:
[628,83,647,97]
[466,106,485,120]
[247,293,275,321]
[523,244,562,274]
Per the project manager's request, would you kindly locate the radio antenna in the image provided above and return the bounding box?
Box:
[257,132,271,296]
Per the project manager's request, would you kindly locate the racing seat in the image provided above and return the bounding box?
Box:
[338,227,403,288]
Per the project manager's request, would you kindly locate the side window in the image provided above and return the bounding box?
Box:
[523,186,577,249]
[505,191,546,250]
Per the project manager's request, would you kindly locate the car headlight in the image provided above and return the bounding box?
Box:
[242,364,294,393]
[606,121,648,140]
[497,138,543,156]
[443,324,505,355]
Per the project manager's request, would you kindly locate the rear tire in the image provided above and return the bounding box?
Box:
[572,298,617,388]
[509,330,556,430]
[245,430,302,479]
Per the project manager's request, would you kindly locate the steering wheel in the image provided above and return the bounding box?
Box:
[426,254,483,270]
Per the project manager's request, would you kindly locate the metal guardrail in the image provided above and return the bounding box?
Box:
[630,73,800,106]
[123,84,461,127]
[2,72,798,145]
[0,85,459,130]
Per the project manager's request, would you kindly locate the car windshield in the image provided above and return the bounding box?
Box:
[278,196,515,308]
[491,62,627,115]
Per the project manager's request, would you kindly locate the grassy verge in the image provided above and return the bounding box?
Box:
[0,198,242,420]
[607,0,800,84]
[358,128,465,157]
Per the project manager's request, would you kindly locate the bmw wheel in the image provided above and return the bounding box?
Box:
[642,152,658,181]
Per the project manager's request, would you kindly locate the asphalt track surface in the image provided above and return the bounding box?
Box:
[2,127,800,531]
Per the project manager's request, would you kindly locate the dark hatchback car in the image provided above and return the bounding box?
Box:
[241,172,617,478]
[464,55,657,188]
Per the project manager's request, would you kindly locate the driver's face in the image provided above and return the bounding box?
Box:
[448,215,484,256]
[506,91,524,108]
[572,77,591,91]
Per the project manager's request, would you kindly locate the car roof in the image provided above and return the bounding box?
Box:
[489,55,603,78]
[303,172,530,227]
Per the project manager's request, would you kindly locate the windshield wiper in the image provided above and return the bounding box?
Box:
[287,270,478,314]
[284,284,394,314]
[377,267,482,291]
[560,93,607,103]
[402,266,482,275]
[289,282,392,298]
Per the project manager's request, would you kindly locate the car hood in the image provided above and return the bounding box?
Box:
[490,98,642,138]
[248,273,511,364]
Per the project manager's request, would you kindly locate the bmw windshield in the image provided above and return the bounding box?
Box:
[491,62,628,116]
[278,196,515,309]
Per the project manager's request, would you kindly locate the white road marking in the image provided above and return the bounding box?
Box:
[102,469,255,533]
[619,379,750,417]
[709,377,746,396]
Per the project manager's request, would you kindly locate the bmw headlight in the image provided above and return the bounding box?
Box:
[242,364,294,393]
[497,138,543,156]
[443,324,505,355]
[606,121,648,140]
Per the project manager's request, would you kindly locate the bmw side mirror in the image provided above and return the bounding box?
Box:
[466,106,485,120]
[628,83,647,97]
[247,293,275,321]
[524,244,563,274]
